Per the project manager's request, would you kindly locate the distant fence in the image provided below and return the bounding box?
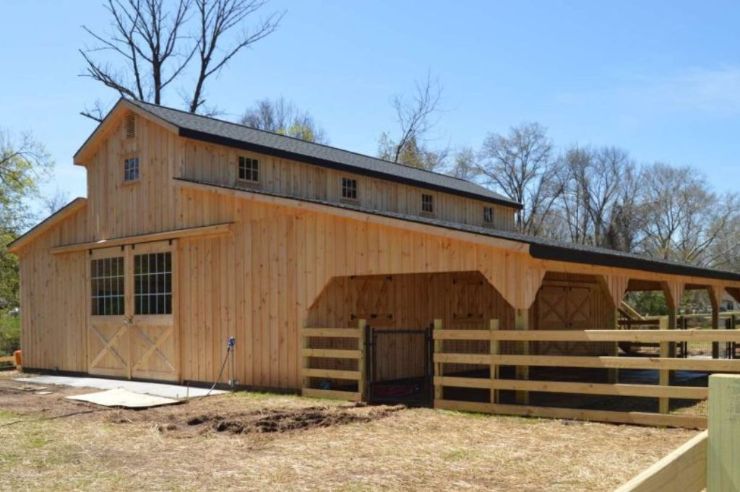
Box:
[432,318,740,428]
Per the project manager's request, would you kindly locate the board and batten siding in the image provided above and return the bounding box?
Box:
[18,208,89,372]
[179,138,517,231]
[174,186,541,389]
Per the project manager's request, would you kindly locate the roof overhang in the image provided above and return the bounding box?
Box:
[73,98,178,166]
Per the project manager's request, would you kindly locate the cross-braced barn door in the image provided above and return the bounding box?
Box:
[535,284,594,355]
[87,242,178,381]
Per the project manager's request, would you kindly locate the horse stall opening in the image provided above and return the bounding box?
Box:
[305,271,515,404]
[366,326,433,405]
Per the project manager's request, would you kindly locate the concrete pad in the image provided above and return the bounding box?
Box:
[66,388,179,408]
[15,375,226,399]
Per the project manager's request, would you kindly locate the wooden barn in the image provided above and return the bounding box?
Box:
[10,98,740,428]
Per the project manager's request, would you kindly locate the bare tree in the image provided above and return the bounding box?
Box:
[378,73,447,170]
[557,146,636,247]
[42,188,71,216]
[240,97,327,143]
[636,163,733,265]
[189,0,283,113]
[80,0,282,119]
[476,123,562,235]
[448,147,480,181]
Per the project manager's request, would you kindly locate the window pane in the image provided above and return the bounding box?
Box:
[90,257,124,316]
[134,252,172,315]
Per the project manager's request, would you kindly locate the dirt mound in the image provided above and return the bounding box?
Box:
[162,403,404,436]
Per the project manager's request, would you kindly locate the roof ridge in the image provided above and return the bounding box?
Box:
[128,98,505,192]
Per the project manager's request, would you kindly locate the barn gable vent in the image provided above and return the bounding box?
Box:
[125,113,136,138]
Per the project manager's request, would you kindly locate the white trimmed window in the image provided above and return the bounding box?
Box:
[238,156,259,182]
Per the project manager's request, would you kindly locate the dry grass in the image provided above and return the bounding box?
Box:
[0,373,698,491]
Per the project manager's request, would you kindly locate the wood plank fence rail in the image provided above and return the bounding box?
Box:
[615,430,708,492]
[301,320,366,401]
[432,319,740,429]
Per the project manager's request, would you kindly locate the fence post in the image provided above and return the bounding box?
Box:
[514,309,530,405]
[708,374,740,491]
[357,319,367,402]
[301,325,310,394]
[490,318,500,404]
[433,319,443,404]
[658,316,670,414]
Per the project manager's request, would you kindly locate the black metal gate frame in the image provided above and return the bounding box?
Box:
[365,325,434,404]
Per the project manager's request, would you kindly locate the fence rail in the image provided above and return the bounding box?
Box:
[301,320,366,401]
[432,319,740,428]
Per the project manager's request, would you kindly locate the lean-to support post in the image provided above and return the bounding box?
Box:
[515,309,529,405]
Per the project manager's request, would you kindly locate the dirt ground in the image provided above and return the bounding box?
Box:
[0,371,698,491]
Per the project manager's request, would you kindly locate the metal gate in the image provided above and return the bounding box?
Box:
[366,326,434,405]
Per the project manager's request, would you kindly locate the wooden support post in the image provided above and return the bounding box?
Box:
[712,306,719,359]
[658,316,670,414]
[357,319,367,402]
[515,309,529,405]
[433,319,443,402]
[302,325,311,393]
[708,374,740,491]
[710,291,721,360]
[609,308,619,384]
[490,318,500,404]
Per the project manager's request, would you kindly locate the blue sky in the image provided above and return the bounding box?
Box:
[2,0,739,213]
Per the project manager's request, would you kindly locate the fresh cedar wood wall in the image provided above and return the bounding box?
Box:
[13,107,740,391]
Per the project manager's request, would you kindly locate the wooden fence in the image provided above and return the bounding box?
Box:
[617,373,740,491]
[615,431,708,492]
[433,318,740,428]
[301,320,366,401]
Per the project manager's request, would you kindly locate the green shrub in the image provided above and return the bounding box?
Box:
[0,310,20,356]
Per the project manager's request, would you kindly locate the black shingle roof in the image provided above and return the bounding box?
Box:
[176,176,740,283]
[128,99,521,208]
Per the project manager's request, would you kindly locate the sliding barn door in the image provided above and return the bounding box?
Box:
[87,241,178,381]
[88,247,130,377]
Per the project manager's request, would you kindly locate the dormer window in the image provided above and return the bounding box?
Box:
[124,157,140,182]
[238,156,259,182]
[341,177,358,200]
[421,193,434,214]
[483,206,494,225]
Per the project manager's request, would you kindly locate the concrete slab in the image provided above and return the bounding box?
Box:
[15,375,226,399]
[66,388,179,408]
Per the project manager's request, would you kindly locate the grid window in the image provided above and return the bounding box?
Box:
[124,157,140,182]
[341,177,357,200]
[422,193,434,214]
[238,156,259,182]
[134,252,172,315]
[483,206,494,224]
[91,257,125,316]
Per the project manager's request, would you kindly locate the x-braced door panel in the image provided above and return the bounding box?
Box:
[87,242,178,381]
